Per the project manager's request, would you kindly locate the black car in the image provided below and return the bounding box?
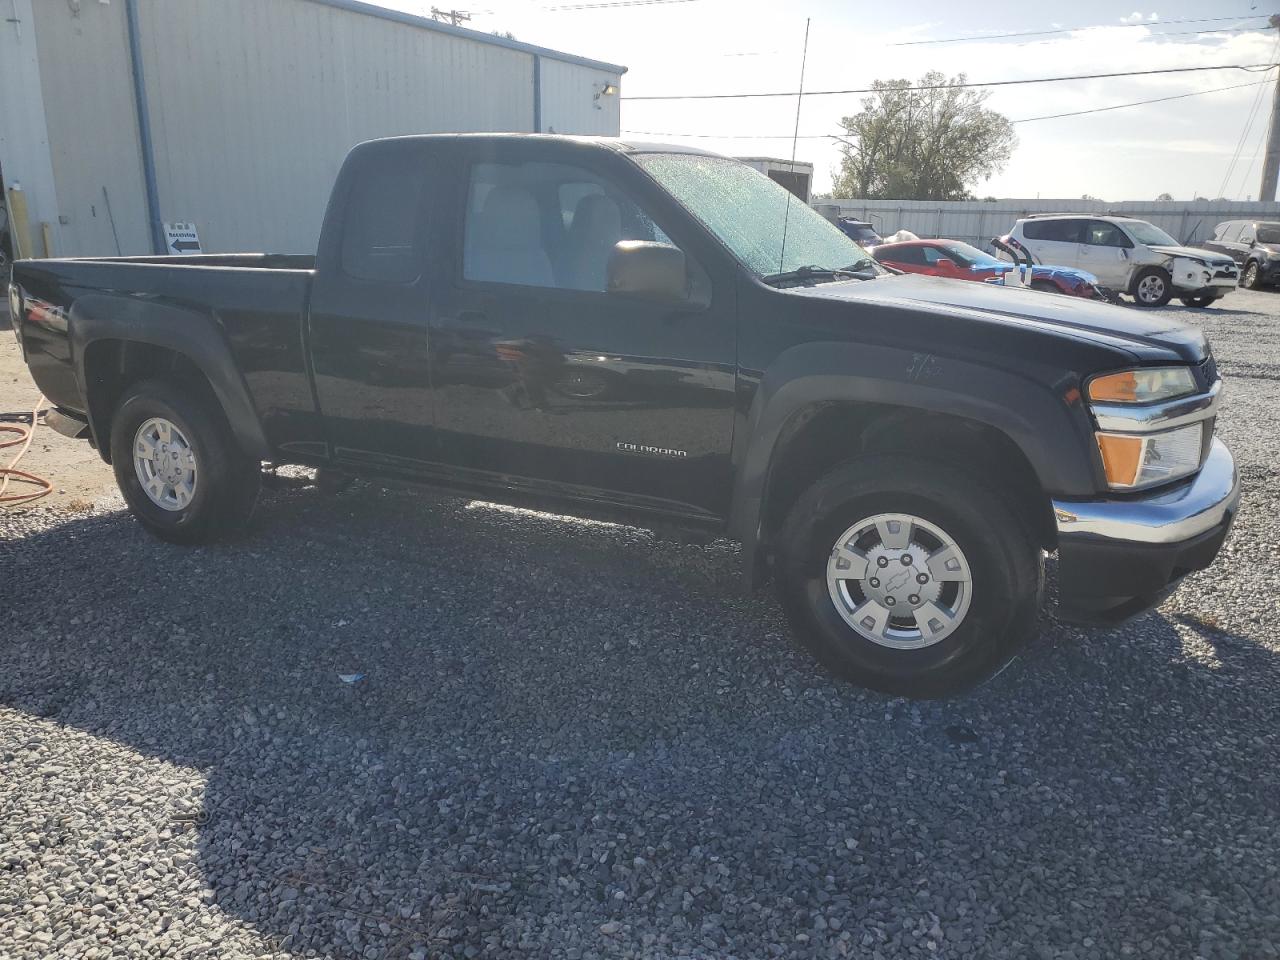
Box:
[8,135,1239,696]
[1204,219,1280,289]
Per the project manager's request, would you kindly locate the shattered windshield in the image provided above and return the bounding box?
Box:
[633,153,869,277]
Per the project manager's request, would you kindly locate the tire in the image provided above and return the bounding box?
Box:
[775,455,1043,697]
[1242,260,1262,290]
[1178,295,1216,308]
[109,378,261,544]
[1131,267,1173,307]
[1029,280,1060,295]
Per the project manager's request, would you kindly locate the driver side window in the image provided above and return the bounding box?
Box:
[463,161,676,293]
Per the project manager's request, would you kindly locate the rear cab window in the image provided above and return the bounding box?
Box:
[340,155,429,283]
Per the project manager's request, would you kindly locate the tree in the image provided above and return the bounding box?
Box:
[831,72,1016,201]
[1156,192,1174,201]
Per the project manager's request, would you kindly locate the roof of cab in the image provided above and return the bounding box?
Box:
[355,133,725,158]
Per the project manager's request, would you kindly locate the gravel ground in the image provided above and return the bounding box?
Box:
[2,291,1279,959]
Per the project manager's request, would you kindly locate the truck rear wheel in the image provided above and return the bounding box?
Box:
[109,379,261,544]
[775,455,1043,697]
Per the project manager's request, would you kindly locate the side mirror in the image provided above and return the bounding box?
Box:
[606,241,688,302]
[936,258,957,269]
[1249,238,1257,248]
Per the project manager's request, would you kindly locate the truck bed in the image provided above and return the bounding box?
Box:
[12,255,317,457]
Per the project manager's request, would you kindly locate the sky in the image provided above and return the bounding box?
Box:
[382,1,1277,201]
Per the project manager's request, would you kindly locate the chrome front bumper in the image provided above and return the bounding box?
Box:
[1053,438,1239,546]
[1051,439,1240,623]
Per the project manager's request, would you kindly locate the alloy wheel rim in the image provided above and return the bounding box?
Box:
[133,417,197,511]
[1137,275,1165,303]
[826,512,973,650]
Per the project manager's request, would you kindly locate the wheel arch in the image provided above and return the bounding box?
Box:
[69,295,269,464]
[729,342,1091,587]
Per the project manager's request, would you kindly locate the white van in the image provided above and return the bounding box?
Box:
[1005,215,1238,307]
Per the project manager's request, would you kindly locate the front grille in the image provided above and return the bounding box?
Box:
[1212,268,1238,281]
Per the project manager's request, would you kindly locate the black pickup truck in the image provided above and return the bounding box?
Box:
[8,135,1239,695]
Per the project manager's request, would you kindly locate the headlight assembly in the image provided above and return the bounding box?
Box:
[1087,366,1197,404]
[1095,424,1205,489]
[1088,366,1212,490]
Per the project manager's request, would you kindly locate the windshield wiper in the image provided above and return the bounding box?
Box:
[762,264,868,285]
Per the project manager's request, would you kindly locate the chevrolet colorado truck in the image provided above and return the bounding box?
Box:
[8,135,1240,696]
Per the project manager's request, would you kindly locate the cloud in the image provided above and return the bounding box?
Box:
[1119,11,1159,24]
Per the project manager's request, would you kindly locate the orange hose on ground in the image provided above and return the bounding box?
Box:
[0,396,53,507]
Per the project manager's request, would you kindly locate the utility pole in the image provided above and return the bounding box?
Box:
[1257,14,1280,201]
[430,7,471,26]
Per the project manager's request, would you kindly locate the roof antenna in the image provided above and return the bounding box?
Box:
[778,17,811,274]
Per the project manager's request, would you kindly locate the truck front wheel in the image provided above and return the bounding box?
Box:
[775,455,1043,697]
[109,379,261,544]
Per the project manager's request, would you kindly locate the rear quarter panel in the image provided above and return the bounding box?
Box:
[13,259,317,457]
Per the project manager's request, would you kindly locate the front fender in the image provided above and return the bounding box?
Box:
[68,294,270,462]
[728,341,1097,581]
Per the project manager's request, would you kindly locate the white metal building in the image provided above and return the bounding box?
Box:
[736,158,813,204]
[0,0,625,258]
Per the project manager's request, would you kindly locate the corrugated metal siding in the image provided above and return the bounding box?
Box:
[25,0,151,256]
[821,198,1280,249]
[135,0,537,254]
[538,58,620,137]
[0,0,63,257]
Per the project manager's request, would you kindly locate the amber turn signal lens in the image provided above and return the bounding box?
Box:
[1095,434,1143,487]
[1089,371,1140,403]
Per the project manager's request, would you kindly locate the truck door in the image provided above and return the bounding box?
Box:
[428,143,738,521]
[1076,220,1134,289]
[307,145,436,466]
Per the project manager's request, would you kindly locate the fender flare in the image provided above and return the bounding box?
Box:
[68,294,270,462]
[728,341,1096,585]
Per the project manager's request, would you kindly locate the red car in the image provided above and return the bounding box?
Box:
[871,239,1102,298]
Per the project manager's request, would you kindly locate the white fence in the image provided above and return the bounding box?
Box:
[815,198,1280,249]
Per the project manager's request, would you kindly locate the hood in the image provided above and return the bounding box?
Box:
[1148,245,1235,266]
[793,273,1208,363]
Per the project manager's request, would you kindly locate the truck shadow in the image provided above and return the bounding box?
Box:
[3,483,1278,958]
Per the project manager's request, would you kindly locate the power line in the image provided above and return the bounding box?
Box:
[622,62,1279,101]
[1012,75,1274,123]
[893,14,1268,46]
[619,75,1277,142]
[1219,35,1280,197]
[543,0,695,9]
